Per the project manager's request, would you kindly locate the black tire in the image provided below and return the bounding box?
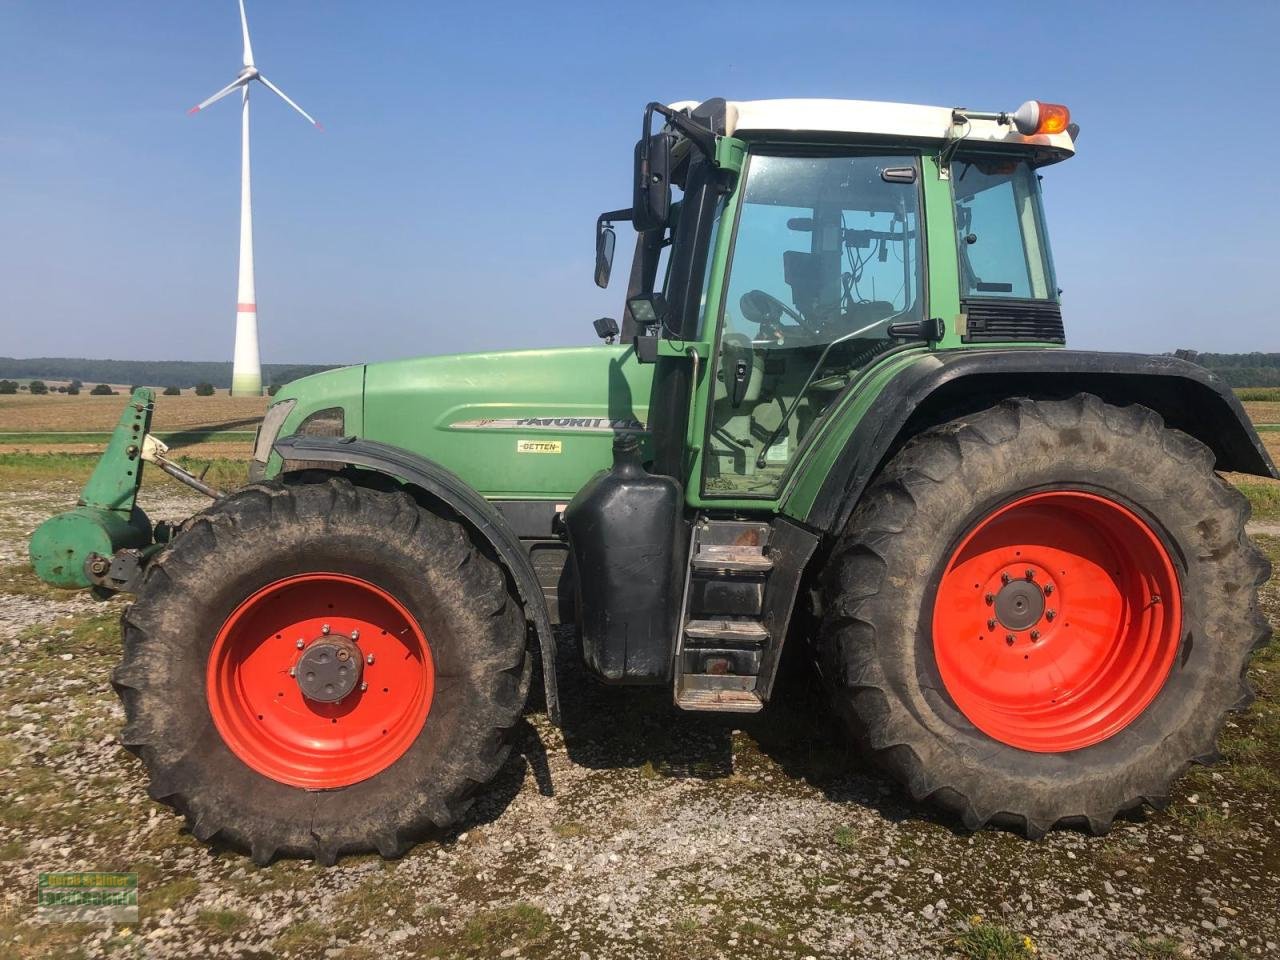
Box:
[112,477,530,864]
[819,393,1272,837]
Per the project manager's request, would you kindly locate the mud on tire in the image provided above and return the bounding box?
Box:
[819,393,1272,837]
[112,477,530,864]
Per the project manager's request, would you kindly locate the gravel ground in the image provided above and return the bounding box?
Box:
[1,477,1278,960]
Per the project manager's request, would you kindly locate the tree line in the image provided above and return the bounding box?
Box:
[0,357,338,390]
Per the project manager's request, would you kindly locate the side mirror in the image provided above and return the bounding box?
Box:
[594,208,631,289]
[633,132,673,233]
[595,223,616,289]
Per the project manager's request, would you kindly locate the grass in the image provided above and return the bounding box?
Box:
[0,451,248,489]
[953,917,1037,959]
[1238,480,1280,522]
[460,903,552,950]
[1131,935,1187,957]
[1236,387,1280,402]
[274,920,333,955]
[832,825,860,849]
[196,908,251,934]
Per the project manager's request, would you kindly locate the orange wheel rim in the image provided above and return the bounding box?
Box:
[932,491,1181,753]
[207,573,434,788]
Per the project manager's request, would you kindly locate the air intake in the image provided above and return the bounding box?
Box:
[962,299,1065,344]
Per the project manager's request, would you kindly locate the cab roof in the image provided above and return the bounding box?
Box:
[669,97,1076,164]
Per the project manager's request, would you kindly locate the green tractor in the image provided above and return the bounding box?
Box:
[30,97,1275,863]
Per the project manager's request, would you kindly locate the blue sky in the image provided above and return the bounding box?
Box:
[1,1,1276,364]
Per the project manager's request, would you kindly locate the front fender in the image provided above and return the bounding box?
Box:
[273,435,560,724]
[796,349,1277,536]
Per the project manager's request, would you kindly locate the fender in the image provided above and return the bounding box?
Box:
[273,434,560,724]
[805,349,1278,536]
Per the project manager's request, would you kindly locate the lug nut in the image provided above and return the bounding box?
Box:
[366,653,375,665]
[296,639,305,649]
[1030,630,1041,641]
[1046,609,1056,621]
[1001,572,1011,585]
[322,623,331,635]
[987,619,997,630]
[984,593,994,605]
[1151,594,1162,605]
[360,682,368,692]
[1006,634,1015,645]
[1025,568,1035,580]
[350,629,359,641]
[1044,584,1054,595]
[288,666,296,677]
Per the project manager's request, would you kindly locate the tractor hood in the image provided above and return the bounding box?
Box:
[270,344,655,501]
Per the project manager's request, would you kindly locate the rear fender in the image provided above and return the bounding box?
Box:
[273,435,560,724]
[804,349,1278,536]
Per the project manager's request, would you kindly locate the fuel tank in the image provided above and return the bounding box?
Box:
[562,435,684,684]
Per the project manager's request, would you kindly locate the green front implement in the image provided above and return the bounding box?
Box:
[28,388,155,588]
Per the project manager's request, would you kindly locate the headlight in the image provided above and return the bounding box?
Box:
[251,399,296,463]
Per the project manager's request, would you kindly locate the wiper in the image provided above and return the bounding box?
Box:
[754,315,896,469]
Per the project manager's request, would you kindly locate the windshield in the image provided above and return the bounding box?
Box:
[952,156,1056,300]
[704,151,923,497]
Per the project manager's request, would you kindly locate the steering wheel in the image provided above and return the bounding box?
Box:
[739,289,820,334]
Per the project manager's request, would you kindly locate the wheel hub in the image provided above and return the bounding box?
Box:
[295,635,363,703]
[993,577,1044,631]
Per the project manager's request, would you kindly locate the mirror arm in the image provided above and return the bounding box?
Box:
[641,102,717,173]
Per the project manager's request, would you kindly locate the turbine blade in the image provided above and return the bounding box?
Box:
[188,77,247,115]
[239,0,255,66]
[256,75,322,130]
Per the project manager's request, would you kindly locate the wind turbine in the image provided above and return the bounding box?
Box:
[188,0,320,397]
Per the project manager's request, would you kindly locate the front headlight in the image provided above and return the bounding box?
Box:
[251,398,297,464]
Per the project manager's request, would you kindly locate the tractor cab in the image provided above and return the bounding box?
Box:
[567,97,1081,709]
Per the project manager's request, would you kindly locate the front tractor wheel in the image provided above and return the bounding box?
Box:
[821,394,1272,837]
[113,478,530,864]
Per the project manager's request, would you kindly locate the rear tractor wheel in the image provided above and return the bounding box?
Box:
[821,394,1272,836]
[113,477,530,864]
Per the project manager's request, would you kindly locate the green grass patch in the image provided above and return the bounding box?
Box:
[274,920,333,956]
[832,825,860,849]
[953,917,1037,959]
[1238,481,1280,522]
[461,903,551,950]
[0,451,247,489]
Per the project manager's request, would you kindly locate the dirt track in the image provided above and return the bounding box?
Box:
[0,478,1277,959]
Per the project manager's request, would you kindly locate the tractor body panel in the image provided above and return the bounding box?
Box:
[361,345,653,501]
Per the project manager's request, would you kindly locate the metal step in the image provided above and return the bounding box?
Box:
[675,675,764,713]
[684,618,769,645]
[690,543,774,575]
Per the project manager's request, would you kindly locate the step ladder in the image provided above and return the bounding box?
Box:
[674,520,773,713]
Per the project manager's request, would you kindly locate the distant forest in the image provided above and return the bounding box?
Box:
[0,358,339,390]
[1174,351,1280,387]
[2,351,1277,390]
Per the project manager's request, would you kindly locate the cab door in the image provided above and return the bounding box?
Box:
[697,149,927,502]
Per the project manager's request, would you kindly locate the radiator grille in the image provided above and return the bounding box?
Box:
[962,298,1065,344]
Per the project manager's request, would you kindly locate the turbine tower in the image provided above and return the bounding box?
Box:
[189,0,320,397]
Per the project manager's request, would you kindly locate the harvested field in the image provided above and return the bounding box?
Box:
[1242,401,1280,426]
[0,393,268,434]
